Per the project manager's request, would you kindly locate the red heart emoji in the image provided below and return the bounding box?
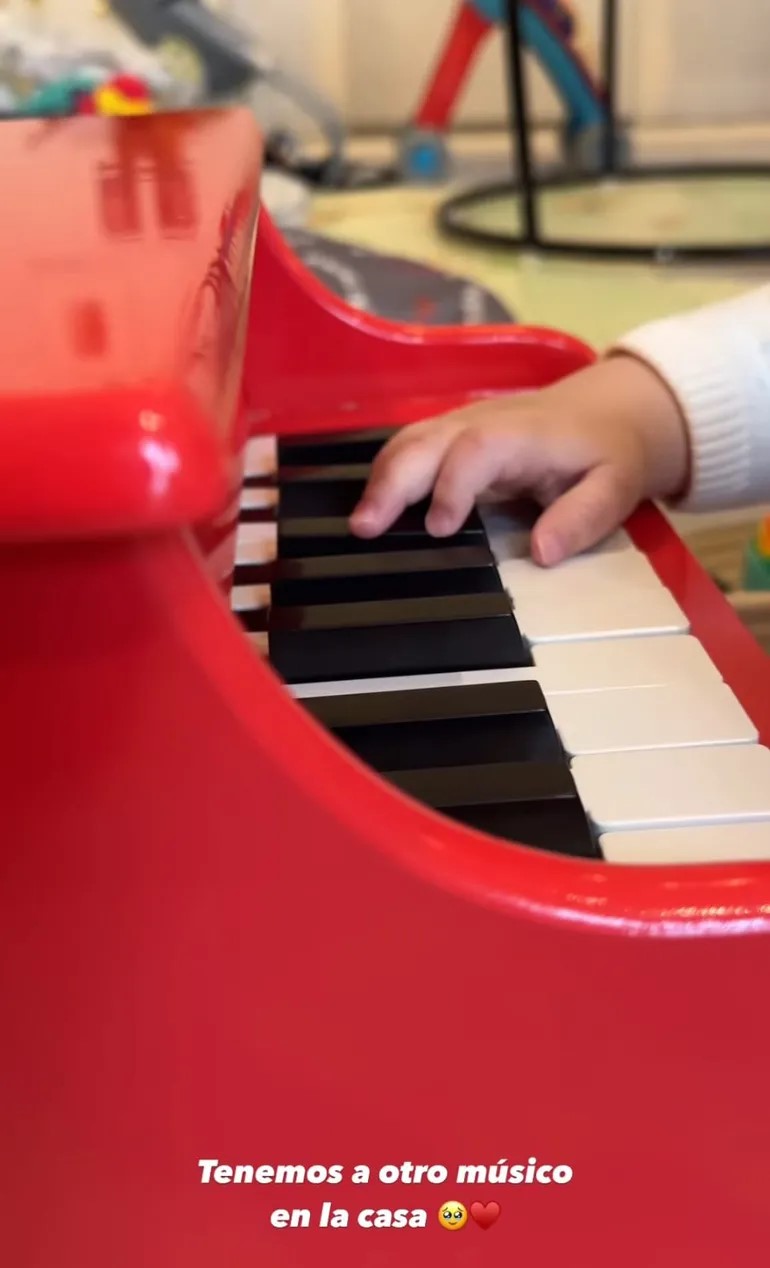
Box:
[470,1200,501,1230]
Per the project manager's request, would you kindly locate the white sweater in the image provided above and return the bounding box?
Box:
[615,286,770,509]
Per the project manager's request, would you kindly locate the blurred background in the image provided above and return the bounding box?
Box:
[248,0,770,160]
[3,2,769,164]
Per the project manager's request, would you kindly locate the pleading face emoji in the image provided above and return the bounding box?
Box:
[438,1201,467,1231]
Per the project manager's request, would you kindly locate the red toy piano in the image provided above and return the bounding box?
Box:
[2,110,770,1267]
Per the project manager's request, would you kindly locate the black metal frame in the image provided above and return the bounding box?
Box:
[439,0,770,261]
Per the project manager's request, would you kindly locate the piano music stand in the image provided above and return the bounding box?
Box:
[440,0,770,261]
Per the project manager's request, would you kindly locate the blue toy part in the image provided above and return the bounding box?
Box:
[14,71,102,118]
[469,0,507,20]
[519,4,604,132]
[469,0,573,38]
[468,1,602,133]
[400,127,450,183]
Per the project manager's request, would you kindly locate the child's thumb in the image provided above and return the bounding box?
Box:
[531,464,640,566]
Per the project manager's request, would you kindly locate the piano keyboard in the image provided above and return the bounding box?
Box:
[231,429,770,866]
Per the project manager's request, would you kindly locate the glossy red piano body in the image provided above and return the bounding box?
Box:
[2,111,770,1267]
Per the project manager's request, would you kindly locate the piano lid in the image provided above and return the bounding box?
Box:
[0,109,261,541]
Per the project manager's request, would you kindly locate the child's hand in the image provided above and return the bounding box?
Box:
[349,355,689,566]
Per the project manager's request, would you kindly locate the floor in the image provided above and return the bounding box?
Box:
[307,166,770,545]
[310,179,770,347]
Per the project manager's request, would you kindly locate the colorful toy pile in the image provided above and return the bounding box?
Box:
[12,70,154,118]
[0,0,256,118]
[743,517,770,591]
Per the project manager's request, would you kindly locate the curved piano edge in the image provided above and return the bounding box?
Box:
[628,502,770,747]
[0,386,245,542]
[244,210,597,432]
[169,528,770,943]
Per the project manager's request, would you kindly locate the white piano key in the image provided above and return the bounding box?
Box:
[232,584,270,613]
[548,681,757,757]
[533,635,722,693]
[480,522,531,564]
[291,665,541,699]
[600,821,770,865]
[579,528,634,554]
[290,655,725,702]
[234,521,277,565]
[481,507,634,566]
[499,547,661,600]
[239,485,278,511]
[244,435,277,476]
[248,631,269,655]
[515,587,689,643]
[572,745,770,833]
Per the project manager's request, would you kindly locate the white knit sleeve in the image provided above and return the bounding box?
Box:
[612,286,770,510]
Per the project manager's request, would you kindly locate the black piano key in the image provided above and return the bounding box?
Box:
[273,564,501,607]
[388,759,575,808]
[233,544,495,588]
[238,607,269,633]
[387,759,598,857]
[269,594,530,683]
[277,463,373,484]
[277,511,485,558]
[338,714,561,771]
[304,681,563,769]
[450,800,600,859]
[279,503,448,533]
[277,462,401,517]
[238,505,278,524]
[278,428,395,467]
[271,591,509,631]
[278,528,439,557]
[305,679,546,729]
[243,463,375,490]
[279,478,368,519]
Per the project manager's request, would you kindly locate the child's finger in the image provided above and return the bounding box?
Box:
[426,426,536,536]
[532,463,640,565]
[349,425,459,536]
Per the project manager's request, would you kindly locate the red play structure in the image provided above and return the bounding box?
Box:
[403,0,606,178]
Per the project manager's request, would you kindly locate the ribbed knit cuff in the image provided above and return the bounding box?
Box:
[613,291,770,511]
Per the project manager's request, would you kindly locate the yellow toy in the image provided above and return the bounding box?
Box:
[743,516,770,591]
